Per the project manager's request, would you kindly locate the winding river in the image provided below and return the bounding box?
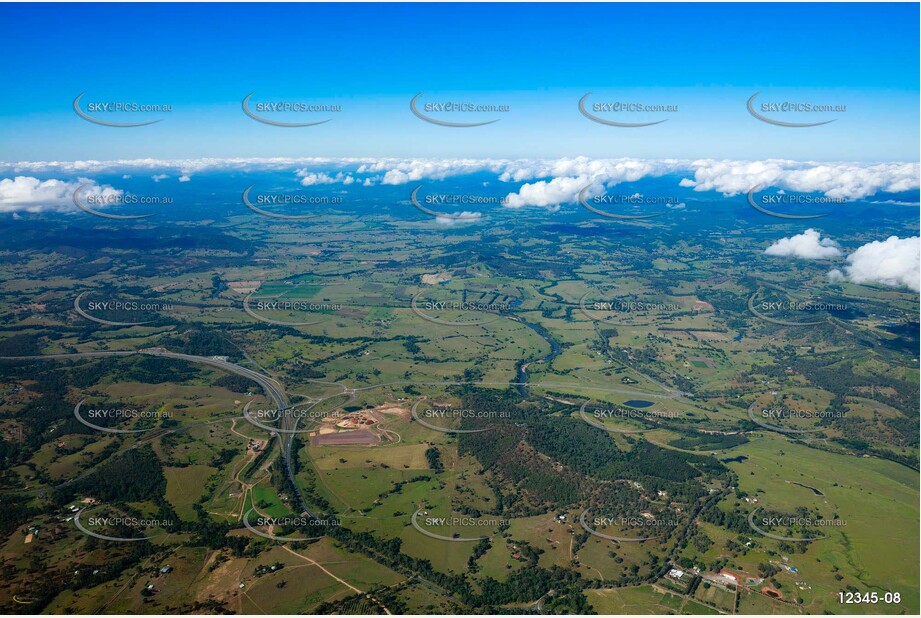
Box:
[514,317,562,397]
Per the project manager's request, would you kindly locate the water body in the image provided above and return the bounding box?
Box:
[721,455,749,463]
[515,317,562,397]
[789,481,824,496]
[624,399,654,408]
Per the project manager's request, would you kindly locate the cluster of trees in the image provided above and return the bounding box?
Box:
[323,523,593,612]
[375,475,431,505]
[466,537,491,573]
[242,442,273,481]
[454,388,729,513]
[424,446,443,472]
[743,352,919,469]
[209,447,237,468]
[669,431,748,451]
[0,493,38,538]
[158,329,241,359]
[213,373,256,393]
[588,482,677,542]
[288,451,333,513]
[0,333,41,356]
[460,422,585,510]
[0,359,113,464]
[55,445,167,505]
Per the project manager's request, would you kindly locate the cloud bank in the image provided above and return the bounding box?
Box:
[679,159,919,200]
[0,176,122,214]
[2,157,917,206]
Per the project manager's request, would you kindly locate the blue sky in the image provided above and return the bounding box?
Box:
[0,2,918,162]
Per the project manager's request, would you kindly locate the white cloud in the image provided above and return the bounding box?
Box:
[868,199,920,207]
[840,236,920,292]
[499,157,685,184]
[0,176,122,214]
[151,174,169,182]
[178,175,191,182]
[499,157,687,208]
[435,211,483,226]
[504,175,593,209]
[296,170,356,186]
[364,158,509,185]
[679,159,920,200]
[764,229,842,259]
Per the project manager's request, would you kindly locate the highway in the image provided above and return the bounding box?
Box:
[0,349,317,518]
[1,346,696,526]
